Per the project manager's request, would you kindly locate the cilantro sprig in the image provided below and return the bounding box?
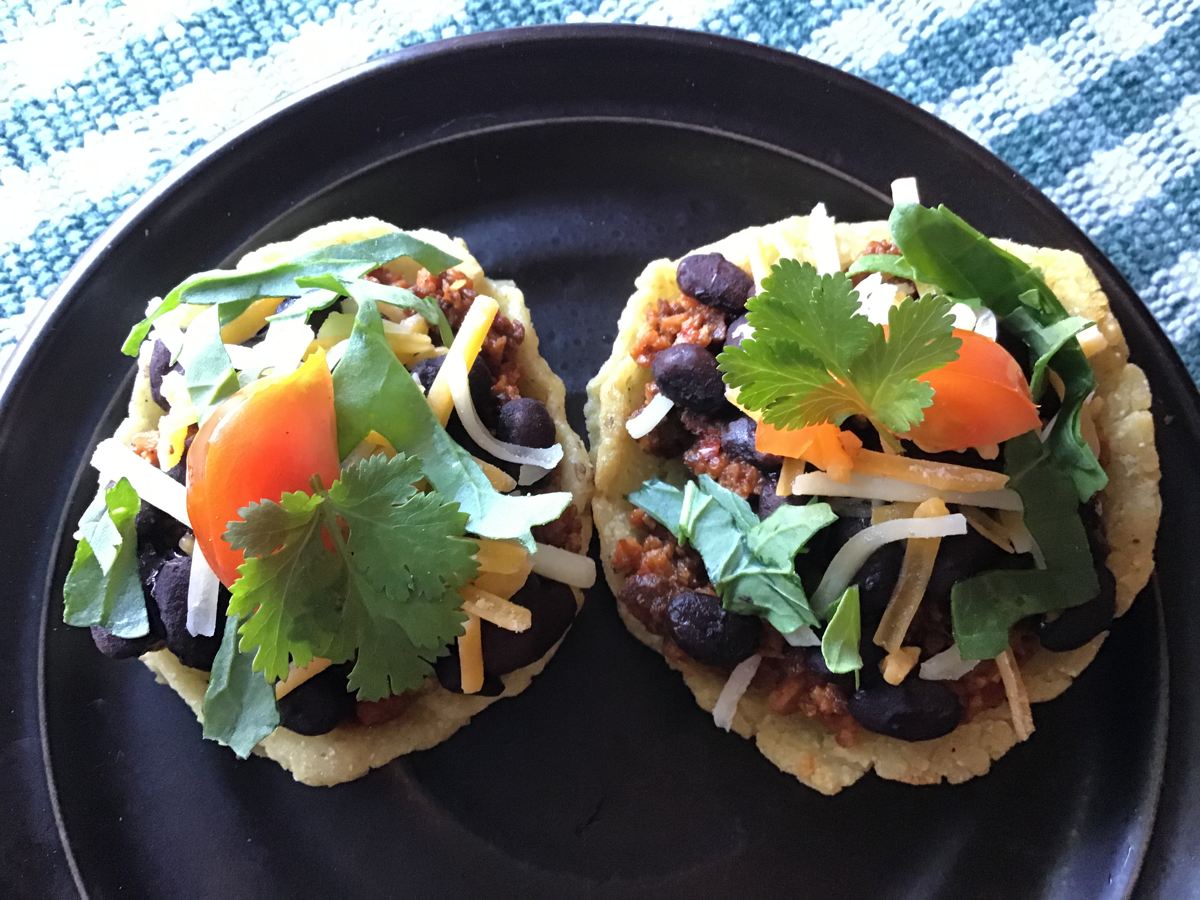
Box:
[719,260,961,447]
[224,453,478,701]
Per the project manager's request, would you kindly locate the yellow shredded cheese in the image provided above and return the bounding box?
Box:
[275,657,332,700]
[474,556,534,600]
[458,613,484,694]
[725,388,762,423]
[474,539,529,575]
[317,311,434,364]
[995,649,1035,741]
[880,646,921,685]
[873,497,949,652]
[961,506,1015,553]
[472,455,517,492]
[777,457,805,497]
[1077,324,1108,358]
[427,295,499,424]
[342,429,398,467]
[461,584,532,632]
[852,449,1009,492]
[220,297,283,345]
[870,501,919,525]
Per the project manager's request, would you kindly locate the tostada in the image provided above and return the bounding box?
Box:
[64,218,595,786]
[585,181,1159,794]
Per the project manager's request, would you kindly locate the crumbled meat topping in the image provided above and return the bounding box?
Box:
[355,691,415,726]
[613,509,706,633]
[532,503,584,554]
[681,430,762,498]
[631,296,727,366]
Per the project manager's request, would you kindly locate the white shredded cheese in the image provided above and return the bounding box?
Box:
[854,273,898,325]
[1007,517,1047,569]
[973,307,998,340]
[782,625,822,648]
[531,541,597,589]
[808,203,842,275]
[625,392,675,440]
[949,302,977,331]
[713,654,762,732]
[1077,324,1108,357]
[325,339,349,370]
[185,544,221,637]
[790,470,1023,511]
[90,438,190,526]
[517,464,552,487]
[919,644,979,681]
[890,177,920,206]
[446,355,563,470]
[730,319,755,344]
[812,514,968,614]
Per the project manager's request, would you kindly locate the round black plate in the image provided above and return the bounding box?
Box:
[3,26,1198,899]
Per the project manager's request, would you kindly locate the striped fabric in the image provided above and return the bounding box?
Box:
[1,0,1196,380]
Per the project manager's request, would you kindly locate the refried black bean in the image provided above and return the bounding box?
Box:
[720,417,781,471]
[497,398,557,449]
[677,253,755,313]
[89,625,165,659]
[278,664,357,735]
[666,589,761,667]
[151,555,228,671]
[652,343,728,414]
[724,314,754,351]
[148,340,174,410]
[848,679,962,741]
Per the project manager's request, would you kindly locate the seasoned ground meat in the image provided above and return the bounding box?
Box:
[355,692,416,726]
[532,503,584,554]
[613,510,706,633]
[681,430,762,497]
[631,296,728,366]
[756,652,860,746]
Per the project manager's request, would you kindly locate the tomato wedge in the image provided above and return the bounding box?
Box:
[186,352,340,586]
[904,328,1041,453]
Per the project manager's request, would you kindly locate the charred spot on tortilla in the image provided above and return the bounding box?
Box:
[585,202,1159,794]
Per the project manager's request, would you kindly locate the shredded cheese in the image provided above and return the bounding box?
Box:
[881,646,921,685]
[626,392,676,439]
[275,658,333,699]
[790,469,1022,511]
[427,294,499,424]
[995,649,1035,741]
[461,584,531,632]
[874,498,950,652]
[457,613,484,694]
[185,544,221,637]
[919,644,979,681]
[472,456,517,492]
[782,625,822,648]
[1077,324,1108,357]
[725,387,761,422]
[851,448,1009,493]
[961,506,1015,553]
[870,501,919,525]
[890,177,920,205]
[855,273,901,325]
[531,541,597,589]
[219,297,282,345]
[474,555,534,600]
[91,438,190,526]
[341,430,397,467]
[712,654,762,732]
[475,539,529,575]
[808,203,842,275]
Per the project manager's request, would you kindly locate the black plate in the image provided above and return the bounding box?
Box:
[3,26,1198,899]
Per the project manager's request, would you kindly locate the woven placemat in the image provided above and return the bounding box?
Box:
[1,0,1196,378]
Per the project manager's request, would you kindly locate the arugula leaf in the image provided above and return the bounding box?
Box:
[720,260,960,440]
[123,231,461,356]
[201,613,280,758]
[177,306,239,420]
[226,454,477,700]
[629,476,836,633]
[63,479,149,638]
[331,297,569,552]
[950,434,1099,659]
[295,274,455,346]
[888,203,1105,500]
[820,585,862,682]
[846,253,917,281]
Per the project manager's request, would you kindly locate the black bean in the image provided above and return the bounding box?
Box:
[410,355,499,430]
[666,589,761,667]
[89,626,165,659]
[800,646,857,692]
[135,501,188,559]
[498,398,557,449]
[720,417,780,471]
[148,340,179,411]
[151,554,228,671]
[278,664,356,735]
[652,343,728,414]
[677,253,755,313]
[482,574,577,676]
[433,651,505,696]
[924,530,1028,611]
[848,679,962,741]
[1039,565,1116,651]
[724,314,754,351]
[755,472,800,520]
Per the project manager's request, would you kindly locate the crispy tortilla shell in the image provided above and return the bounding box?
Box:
[584,214,1159,794]
[125,218,593,786]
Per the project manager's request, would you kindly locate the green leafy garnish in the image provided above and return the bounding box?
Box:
[295,274,455,346]
[628,475,836,633]
[950,434,1099,659]
[846,253,917,282]
[201,613,280,758]
[225,453,478,700]
[123,231,461,356]
[820,585,863,685]
[719,260,961,445]
[888,203,1105,500]
[63,479,149,638]
[177,306,239,419]
[331,297,569,552]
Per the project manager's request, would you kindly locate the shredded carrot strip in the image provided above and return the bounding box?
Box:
[852,448,1009,492]
[873,497,949,652]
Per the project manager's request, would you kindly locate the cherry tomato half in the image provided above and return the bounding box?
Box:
[186,352,340,586]
[904,328,1041,453]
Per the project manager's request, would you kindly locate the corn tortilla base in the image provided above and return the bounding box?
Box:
[120,218,593,786]
[585,215,1159,794]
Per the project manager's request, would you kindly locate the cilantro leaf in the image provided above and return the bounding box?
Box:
[201,613,280,758]
[629,476,835,633]
[123,231,461,356]
[295,274,455,346]
[950,434,1099,659]
[820,585,863,681]
[720,263,960,437]
[226,454,476,700]
[889,202,1105,500]
[332,297,569,552]
[63,479,149,638]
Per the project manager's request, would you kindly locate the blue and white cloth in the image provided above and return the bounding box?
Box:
[1,0,1196,379]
